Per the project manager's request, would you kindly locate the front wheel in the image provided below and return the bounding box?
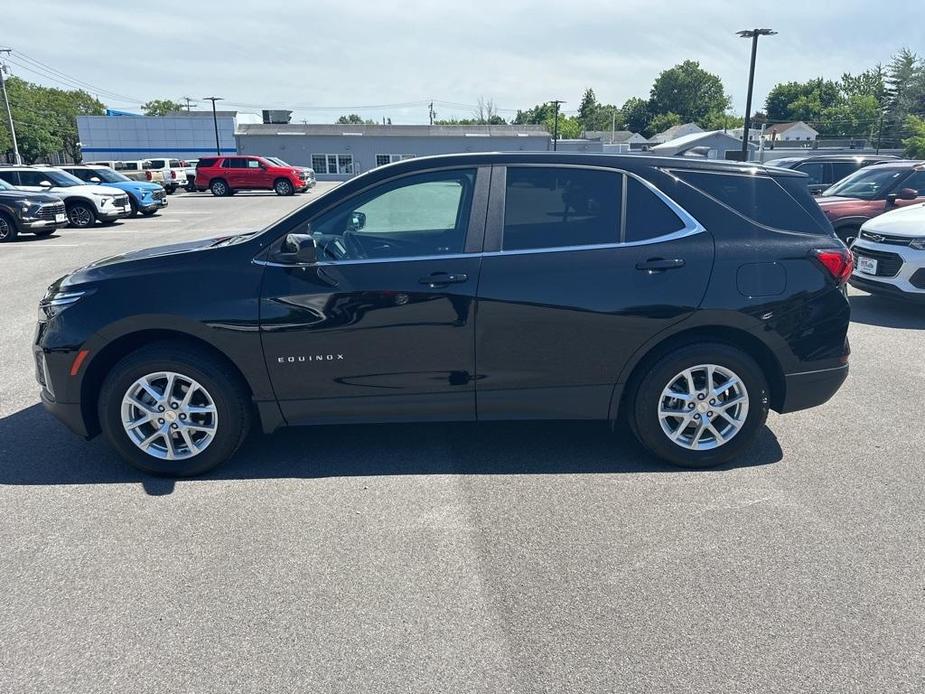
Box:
[274,178,294,196]
[31,227,56,237]
[66,201,97,228]
[629,343,769,469]
[98,342,252,476]
[0,212,18,242]
[140,208,158,217]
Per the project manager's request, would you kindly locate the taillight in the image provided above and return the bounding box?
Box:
[171,170,177,179]
[814,248,853,284]
[145,171,152,181]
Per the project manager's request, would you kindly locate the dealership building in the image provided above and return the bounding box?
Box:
[234,123,554,180]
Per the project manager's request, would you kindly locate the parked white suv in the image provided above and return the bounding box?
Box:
[850,202,925,302]
[0,166,131,228]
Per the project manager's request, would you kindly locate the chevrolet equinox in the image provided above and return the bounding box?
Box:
[35,153,852,476]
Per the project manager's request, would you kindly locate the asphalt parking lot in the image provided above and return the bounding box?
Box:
[1,187,923,693]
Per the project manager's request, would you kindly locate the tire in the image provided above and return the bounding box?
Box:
[129,197,139,217]
[66,201,97,228]
[140,208,158,217]
[210,179,230,197]
[98,342,251,477]
[629,343,769,469]
[274,178,294,196]
[0,212,18,242]
[165,185,177,195]
[836,226,859,245]
[31,227,56,237]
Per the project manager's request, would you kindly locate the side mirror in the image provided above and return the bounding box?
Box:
[39,180,52,188]
[348,211,366,231]
[277,233,317,264]
[90,177,101,183]
[887,188,918,204]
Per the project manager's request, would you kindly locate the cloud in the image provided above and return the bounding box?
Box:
[4,0,924,123]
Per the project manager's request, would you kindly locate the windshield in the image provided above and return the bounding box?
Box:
[823,166,908,199]
[88,168,131,183]
[44,170,86,187]
[266,157,290,166]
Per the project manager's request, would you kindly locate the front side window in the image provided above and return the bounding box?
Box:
[307,169,475,260]
[829,162,857,182]
[502,167,622,251]
[898,170,925,195]
[823,167,909,199]
[246,159,261,169]
[795,161,827,185]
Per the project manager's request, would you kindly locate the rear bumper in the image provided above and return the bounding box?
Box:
[779,364,849,414]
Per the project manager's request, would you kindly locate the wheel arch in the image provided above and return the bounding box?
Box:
[79,328,262,438]
[613,324,786,423]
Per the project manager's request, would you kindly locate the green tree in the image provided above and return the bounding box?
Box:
[648,60,730,124]
[513,102,555,125]
[545,114,581,140]
[619,97,649,134]
[700,112,744,131]
[648,112,682,136]
[336,113,376,125]
[141,99,186,116]
[902,115,925,158]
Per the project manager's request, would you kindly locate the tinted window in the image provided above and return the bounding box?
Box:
[829,162,857,182]
[0,171,18,185]
[899,170,925,195]
[503,167,621,251]
[795,162,827,185]
[677,170,822,233]
[169,159,182,168]
[625,177,686,242]
[18,171,54,187]
[309,169,476,260]
[65,168,93,182]
[197,158,217,168]
[222,158,246,169]
[824,167,909,199]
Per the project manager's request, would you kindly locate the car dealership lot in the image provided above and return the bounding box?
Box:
[1,188,923,692]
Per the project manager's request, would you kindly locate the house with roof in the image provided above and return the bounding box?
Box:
[647,122,704,145]
[649,130,756,160]
[581,130,648,151]
[764,121,819,143]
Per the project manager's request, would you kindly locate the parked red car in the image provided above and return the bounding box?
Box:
[194,155,311,196]
[816,161,925,243]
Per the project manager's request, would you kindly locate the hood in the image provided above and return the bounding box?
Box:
[50,183,126,197]
[0,190,61,203]
[860,202,925,237]
[99,181,162,193]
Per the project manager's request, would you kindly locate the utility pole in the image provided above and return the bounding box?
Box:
[876,109,885,154]
[737,28,777,160]
[0,48,21,165]
[202,96,223,155]
[182,96,197,112]
[611,107,616,144]
[551,99,565,151]
[428,101,435,126]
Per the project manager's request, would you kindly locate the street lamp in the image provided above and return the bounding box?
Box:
[737,28,777,158]
[550,100,566,152]
[202,96,224,155]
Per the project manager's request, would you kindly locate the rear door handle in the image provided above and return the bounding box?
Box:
[635,258,686,272]
[419,272,469,287]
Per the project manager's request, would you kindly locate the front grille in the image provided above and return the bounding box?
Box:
[36,202,65,220]
[911,269,925,289]
[859,229,919,246]
[853,248,904,277]
[152,189,166,201]
[113,194,129,207]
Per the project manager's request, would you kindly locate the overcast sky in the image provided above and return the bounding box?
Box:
[3,0,923,125]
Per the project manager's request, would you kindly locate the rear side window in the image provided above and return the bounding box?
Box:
[222,158,246,169]
[169,159,182,168]
[197,158,217,168]
[794,162,827,185]
[675,170,825,233]
[829,162,857,182]
[625,177,686,242]
[503,167,622,251]
[0,171,19,185]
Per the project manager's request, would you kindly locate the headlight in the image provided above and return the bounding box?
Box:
[38,289,92,320]
[911,239,925,251]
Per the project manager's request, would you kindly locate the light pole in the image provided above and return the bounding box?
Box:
[0,49,21,165]
[736,28,776,159]
[550,100,565,151]
[202,96,224,155]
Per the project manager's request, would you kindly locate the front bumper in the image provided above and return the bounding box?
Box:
[22,218,67,229]
[780,364,849,413]
[850,240,925,298]
[40,390,90,438]
[97,205,131,220]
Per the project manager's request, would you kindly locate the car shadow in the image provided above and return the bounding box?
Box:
[0,404,784,496]
[850,293,925,330]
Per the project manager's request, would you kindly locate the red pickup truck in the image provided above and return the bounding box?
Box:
[815,161,925,243]
[195,155,311,196]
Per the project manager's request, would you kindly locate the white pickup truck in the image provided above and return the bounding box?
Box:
[143,158,188,194]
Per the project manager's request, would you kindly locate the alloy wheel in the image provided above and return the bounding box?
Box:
[0,216,11,240]
[120,371,219,461]
[68,206,93,227]
[657,364,749,451]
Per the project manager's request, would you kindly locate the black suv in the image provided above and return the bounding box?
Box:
[770,154,899,195]
[34,153,851,476]
[0,175,67,242]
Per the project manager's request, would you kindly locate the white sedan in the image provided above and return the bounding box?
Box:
[849,202,925,301]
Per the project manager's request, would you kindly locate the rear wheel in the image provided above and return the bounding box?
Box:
[629,343,769,468]
[274,178,294,196]
[0,212,18,242]
[66,201,97,228]
[210,179,230,197]
[98,342,251,477]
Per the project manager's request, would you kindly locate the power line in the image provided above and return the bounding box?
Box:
[11,49,142,103]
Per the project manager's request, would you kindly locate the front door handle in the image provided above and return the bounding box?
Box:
[635,258,686,273]
[419,272,469,287]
